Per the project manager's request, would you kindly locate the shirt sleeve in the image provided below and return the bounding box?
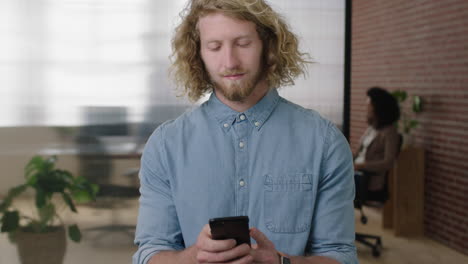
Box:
[133,124,185,264]
[306,123,358,264]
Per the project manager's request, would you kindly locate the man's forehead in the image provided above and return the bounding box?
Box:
[198,12,258,41]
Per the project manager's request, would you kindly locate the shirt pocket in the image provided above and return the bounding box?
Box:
[263,173,315,233]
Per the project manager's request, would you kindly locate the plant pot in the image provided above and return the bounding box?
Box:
[401,133,414,149]
[15,226,67,264]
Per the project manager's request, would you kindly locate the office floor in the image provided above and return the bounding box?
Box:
[0,198,139,264]
[355,207,468,264]
[1,199,467,264]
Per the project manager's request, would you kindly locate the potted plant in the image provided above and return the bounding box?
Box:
[0,155,99,264]
[391,90,423,146]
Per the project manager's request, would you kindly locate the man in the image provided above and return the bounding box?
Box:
[133,1,357,264]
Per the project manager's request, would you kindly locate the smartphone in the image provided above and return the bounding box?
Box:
[209,216,250,246]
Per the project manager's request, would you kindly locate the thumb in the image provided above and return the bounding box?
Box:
[250,227,274,249]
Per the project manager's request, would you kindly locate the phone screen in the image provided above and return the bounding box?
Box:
[209,216,250,246]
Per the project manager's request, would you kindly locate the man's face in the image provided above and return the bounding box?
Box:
[198,12,265,102]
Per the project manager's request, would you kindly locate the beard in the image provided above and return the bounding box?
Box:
[211,65,265,102]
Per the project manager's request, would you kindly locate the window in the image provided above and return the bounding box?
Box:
[0,0,345,127]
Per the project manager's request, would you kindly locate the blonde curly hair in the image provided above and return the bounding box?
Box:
[170,0,311,102]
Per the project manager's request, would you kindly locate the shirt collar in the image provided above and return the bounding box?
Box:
[205,88,280,131]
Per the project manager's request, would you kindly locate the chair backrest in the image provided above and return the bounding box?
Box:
[381,133,403,199]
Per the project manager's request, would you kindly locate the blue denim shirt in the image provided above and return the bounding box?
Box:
[133,89,357,264]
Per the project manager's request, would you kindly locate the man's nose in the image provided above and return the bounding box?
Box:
[223,46,240,70]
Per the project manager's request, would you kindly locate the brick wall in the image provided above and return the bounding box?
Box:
[351,0,468,254]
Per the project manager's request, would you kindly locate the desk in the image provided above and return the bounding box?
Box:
[38,141,142,158]
[79,153,141,160]
[39,142,142,187]
[383,146,425,236]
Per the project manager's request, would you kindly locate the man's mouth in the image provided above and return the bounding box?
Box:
[223,73,245,80]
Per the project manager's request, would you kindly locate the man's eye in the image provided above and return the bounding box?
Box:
[237,42,251,47]
[207,45,221,51]
[209,47,220,51]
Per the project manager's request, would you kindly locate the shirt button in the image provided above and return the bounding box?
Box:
[254,121,260,127]
[239,180,245,187]
[240,115,246,121]
[223,123,229,128]
[239,141,245,148]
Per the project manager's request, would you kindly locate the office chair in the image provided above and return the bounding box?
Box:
[75,123,140,240]
[84,183,139,239]
[354,134,402,257]
[354,171,386,257]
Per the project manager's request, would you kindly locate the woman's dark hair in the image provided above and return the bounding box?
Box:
[367,86,400,129]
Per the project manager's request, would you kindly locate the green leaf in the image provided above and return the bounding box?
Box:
[62,193,77,213]
[409,120,419,129]
[1,211,20,232]
[70,177,99,203]
[25,155,57,179]
[57,170,74,183]
[391,90,407,102]
[71,190,93,204]
[412,95,422,113]
[37,170,67,193]
[8,184,28,198]
[0,200,10,212]
[42,156,57,173]
[68,224,81,242]
[0,184,28,212]
[25,156,43,178]
[35,188,46,209]
[26,173,38,186]
[91,184,99,197]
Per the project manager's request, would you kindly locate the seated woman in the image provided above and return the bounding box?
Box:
[354,87,400,202]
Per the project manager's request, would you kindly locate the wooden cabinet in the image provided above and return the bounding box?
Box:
[383,146,425,236]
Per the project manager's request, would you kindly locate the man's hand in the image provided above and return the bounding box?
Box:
[195,224,253,264]
[249,228,280,264]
